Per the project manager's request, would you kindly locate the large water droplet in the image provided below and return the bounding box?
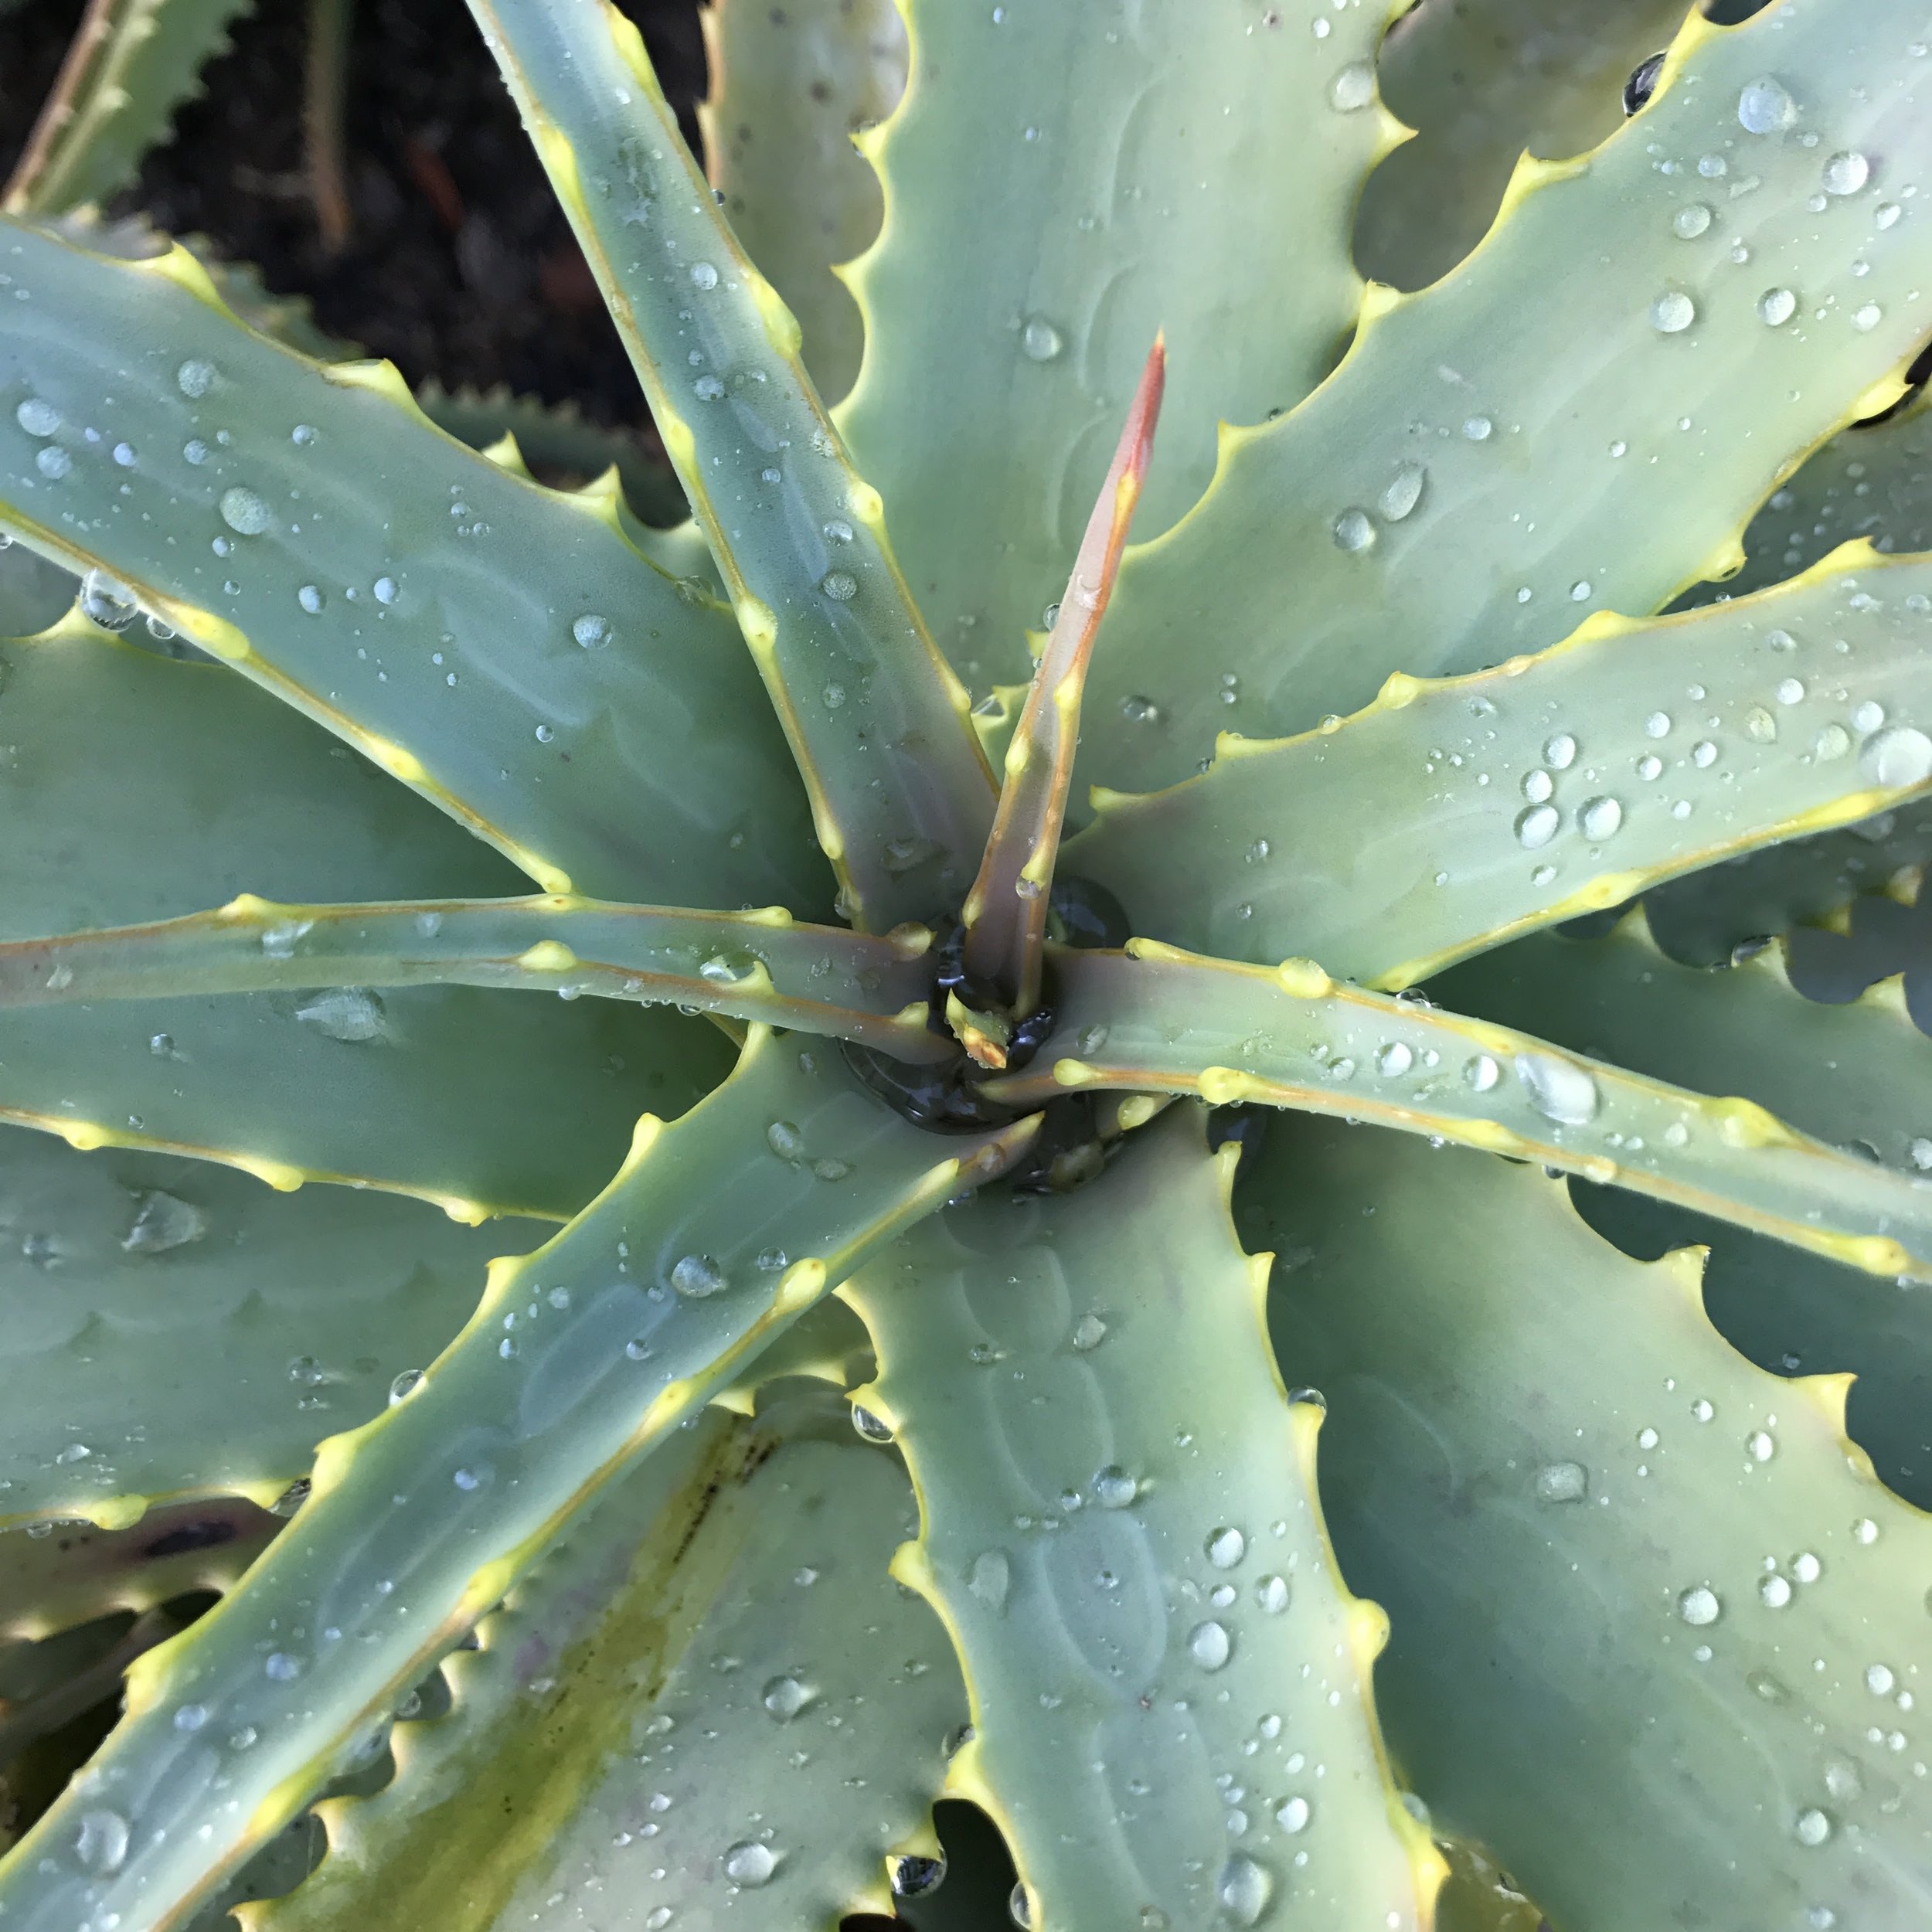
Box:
[851,1404,894,1444]
[218,486,272,536]
[1379,463,1427,522]
[1093,1465,1138,1508]
[1332,509,1376,553]
[1276,1795,1311,1834]
[1861,726,1932,788]
[80,570,139,631]
[1737,77,1796,134]
[819,569,859,601]
[1188,1620,1233,1670]
[1580,796,1624,841]
[671,1253,728,1298]
[15,397,60,437]
[1328,62,1374,112]
[1515,1053,1600,1125]
[75,1809,129,1874]
[762,1674,811,1720]
[1651,290,1696,334]
[890,1854,947,1898]
[1677,1585,1721,1627]
[1515,804,1560,849]
[294,988,387,1043]
[1672,203,1714,240]
[724,1840,778,1886]
[968,1549,1011,1611]
[121,1189,209,1255]
[1759,287,1798,326]
[1206,1526,1246,1569]
[1822,151,1871,196]
[1019,316,1064,362]
[1536,1461,1588,1503]
[176,358,216,398]
[573,613,611,648]
[1217,1853,1274,1926]
[1794,1808,1834,1848]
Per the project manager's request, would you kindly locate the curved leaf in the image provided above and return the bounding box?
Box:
[1072,544,1932,985]
[841,1108,1442,1932]
[699,0,906,406]
[1246,1112,1932,1932]
[469,0,995,934]
[250,1400,962,1931]
[0,1033,1023,1932]
[990,940,1932,1282]
[0,215,825,911]
[839,0,1406,695]
[1355,0,1692,291]
[0,619,731,1218]
[1079,0,1932,804]
[0,1123,543,1531]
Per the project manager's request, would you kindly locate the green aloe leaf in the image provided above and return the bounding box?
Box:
[0,1032,1023,1932]
[699,0,905,406]
[841,1107,1440,1932]
[0,1122,545,1531]
[1245,1111,1932,1932]
[469,0,995,934]
[1070,544,1932,985]
[0,893,945,1064]
[1431,906,1928,1168]
[1079,0,1932,803]
[711,1291,873,1415]
[2,0,252,218]
[989,940,1932,1281]
[0,541,75,635]
[0,216,825,911]
[1355,0,1692,291]
[0,617,731,1219]
[1,1500,277,1640]
[839,0,1405,694]
[250,1395,963,1931]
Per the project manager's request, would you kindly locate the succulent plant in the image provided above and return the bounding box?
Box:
[2,0,1932,1927]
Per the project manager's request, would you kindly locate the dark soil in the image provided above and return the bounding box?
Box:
[0,0,707,433]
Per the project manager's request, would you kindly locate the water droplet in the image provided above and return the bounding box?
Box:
[452,1467,485,1492]
[1544,733,1577,770]
[1737,77,1796,134]
[1747,1430,1776,1462]
[890,1854,947,1898]
[725,1840,777,1886]
[295,988,387,1043]
[1206,1526,1246,1569]
[822,518,854,544]
[1276,1795,1311,1834]
[15,397,59,437]
[389,1369,423,1406]
[1462,415,1493,441]
[1866,1662,1897,1696]
[1019,316,1064,361]
[264,1650,303,1679]
[1678,1586,1721,1627]
[1862,726,1932,788]
[121,1189,208,1255]
[1376,1041,1413,1077]
[1189,1619,1233,1670]
[1332,509,1376,553]
[1009,1880,1036,1929]
[693,373,726,401]
[1536,1461,1588,1503]
[1464,1053,1501,1093]
[670,1253,727,1298]
[968,1549,1010,1611]
[569,613,612,651]
[1094,1465,1138,1508]
[174,1702,209,1733]
[1379,463,1427,522]
[689,260,719,290]
[1256,1573,1290,1614]
[1823,151,1871,196]
[762,1674,811,1719]
[75,1810,129,1874]
[1580,796,1624,840]
[1761,1573,1794,1608]
[1328,61,1375,112]
[819,570,858,601]
[851,1404,894,1443]
[1217,1853,1274,1926]
[1815,723,1851,760]
[1651,290,1696,334]
[1071,1312,1107,1351]
[219,486,271,536]
[699,952,753,984]
[298,583,325,614]
[1853,302,1883,332]
[1637,753,1663,781]
[1515,803,1560,849]
[1624,49,1666,115]
[1672,203,1714,239]
[1795,1808,1834,1848]
[1775,677,1806,706]
[1515,1053,1600,1126]
[1758,287,1798,327]
[1570,579,1594,602]
[1522,769,1554,804]
[34,444,70,479]
[766,1119,805,1160]
[80,570,139,631]
[176,358,216,398]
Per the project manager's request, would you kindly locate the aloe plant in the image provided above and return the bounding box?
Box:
[2,0,1931,1927]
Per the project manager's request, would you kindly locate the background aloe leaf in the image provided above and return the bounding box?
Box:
[1245,1112,1932,1932]
[1726,384,1932,599]
[0,540,74,635]
[250,1392,964,1931]
[2,0,253,217]
[1355,0,1693,291]
[0,1033,1019,1932]
[1072,544,1932,983]
[840,1110,1444,1932]
[470,0,994,935]
[1431,908,1930,1170]
[0,216,826,912]
[838,0,1404,695]
[699,0,906,406]
[0,1122,546,1531]
[996,942,1932,1281]
[1078,0,1932,804]
[710,1292,872,1415]
[0,894,944,1063]
[0,617,732,1219]
[1,1500,277,1639]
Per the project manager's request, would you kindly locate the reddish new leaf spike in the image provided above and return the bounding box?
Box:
[958,336,1167,1038]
